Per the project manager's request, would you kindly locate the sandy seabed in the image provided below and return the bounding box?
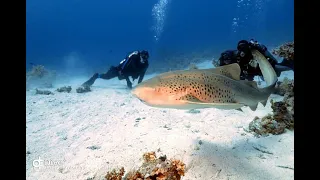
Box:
[26,61,294,180]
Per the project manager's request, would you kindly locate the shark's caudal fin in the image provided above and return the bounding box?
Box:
[251,50,278,94]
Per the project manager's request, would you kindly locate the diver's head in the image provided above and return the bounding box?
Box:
[140,50,149,63]
[237,40,250,57]
[249,38,258,45]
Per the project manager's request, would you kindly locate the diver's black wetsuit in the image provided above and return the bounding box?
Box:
[82,51,149,89]
[218,50,258,81]
[218,39,293,81]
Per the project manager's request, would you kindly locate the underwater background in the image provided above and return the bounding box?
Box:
[26,1,294,179]
[26,0,293,76]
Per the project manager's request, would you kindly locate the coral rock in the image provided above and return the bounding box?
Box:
[272,42,294,61]
[105,167,125,180]
[57,86,72,93]
[35,89,54,95]
[106,152,186,180]
[275,77,294,96]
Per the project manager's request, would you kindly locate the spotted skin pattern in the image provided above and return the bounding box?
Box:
[155,72,237,104]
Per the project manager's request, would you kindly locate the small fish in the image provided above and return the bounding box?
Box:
[131,50,278,111]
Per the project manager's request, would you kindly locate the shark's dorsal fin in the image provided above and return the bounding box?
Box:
[207,63,241,80]
[241,80,259,89]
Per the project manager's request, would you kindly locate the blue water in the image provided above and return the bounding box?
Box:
[26,0,293,74]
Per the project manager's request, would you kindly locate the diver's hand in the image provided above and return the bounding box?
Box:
[127,81,132,89]
[249,60,258,68]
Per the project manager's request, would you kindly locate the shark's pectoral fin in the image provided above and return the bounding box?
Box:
[184,101,245,110]
[179,94,202,102]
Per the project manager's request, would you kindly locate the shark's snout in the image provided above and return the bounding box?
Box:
[138,99,146,103]
[131,85,164,106]
[131,87,140,99]
[131,86,149,102]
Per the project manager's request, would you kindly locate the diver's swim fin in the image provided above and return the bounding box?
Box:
[82,73,99,86]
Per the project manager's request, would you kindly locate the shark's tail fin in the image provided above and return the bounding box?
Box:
[251,49,278,94]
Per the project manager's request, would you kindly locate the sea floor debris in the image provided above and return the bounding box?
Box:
[35,89,54,95]
[105,151,186,180]
[56,86,72,93]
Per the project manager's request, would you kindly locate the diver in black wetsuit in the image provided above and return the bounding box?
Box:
[218,39,293,81]
[81,50,149,89]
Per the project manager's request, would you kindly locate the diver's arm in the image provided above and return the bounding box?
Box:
[125,76,132,89]
[138,67,147,84]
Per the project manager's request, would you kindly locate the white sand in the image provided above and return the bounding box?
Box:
[26,62,294,180]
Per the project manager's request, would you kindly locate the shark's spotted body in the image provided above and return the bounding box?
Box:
[132,50,278,111]
[153,71,237,102]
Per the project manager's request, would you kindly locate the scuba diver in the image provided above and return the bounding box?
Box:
[81,50,149,89]
[218,39,293,81]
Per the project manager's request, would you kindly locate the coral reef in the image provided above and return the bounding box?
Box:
[271,42,294,61]
[76,85,91,93]
[275,77,294,96]
[272,100,294,129]
[26,64,56,89]
[248,78,294,136]
[57,86,72,93]
[248,113,286,136]
[35,89,54,95]
[105,152,186,180]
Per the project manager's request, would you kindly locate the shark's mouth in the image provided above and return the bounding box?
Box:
[138,99,146,103]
